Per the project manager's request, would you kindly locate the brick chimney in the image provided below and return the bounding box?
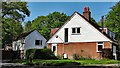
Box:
[51,28,59,36]
[83,6,91,21]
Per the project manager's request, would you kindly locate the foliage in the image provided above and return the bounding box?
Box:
[26,11,97,40]
[90,17,97,24]
[25,48,57,60]
[102,49,113,59]
[25,49,35,60]
[2,2,30,22]
[25,60,80,66]
[24,21,32,32]
[73,54,80,60]
[57,55,63,60]
[30,12,69,40]
[2,18,23,46]
[106,2,120,45]
[2,2,30,47]
[79,57,92,60]
[98,2,120,48]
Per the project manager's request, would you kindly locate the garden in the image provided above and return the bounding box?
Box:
[14,48,120,66]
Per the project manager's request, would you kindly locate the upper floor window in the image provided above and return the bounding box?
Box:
[97,42,104,52]
[35,40,42,45]
[72,27,81,34]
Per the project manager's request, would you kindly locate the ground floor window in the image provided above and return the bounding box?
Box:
[97,42,104,52]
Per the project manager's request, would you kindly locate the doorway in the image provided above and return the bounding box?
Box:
[52,44,57,56]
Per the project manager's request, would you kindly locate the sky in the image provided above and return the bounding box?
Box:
[24,2,116,24]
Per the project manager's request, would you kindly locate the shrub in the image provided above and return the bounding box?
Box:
[25,49,36,60]
[79,57,92,60]
[57,55,63,60]
[25,48,57,60]
[73,54,79,60]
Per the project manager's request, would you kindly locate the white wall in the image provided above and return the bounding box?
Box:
[12,30,47,51]
[48,12,111,43]
[24,30,47,50]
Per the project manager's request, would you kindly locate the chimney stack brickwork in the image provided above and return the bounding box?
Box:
[83,6,91,21]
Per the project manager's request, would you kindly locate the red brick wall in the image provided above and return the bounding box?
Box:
[48,41,111,59]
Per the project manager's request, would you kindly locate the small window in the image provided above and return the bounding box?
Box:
[77,28,80,33]
[72,28,76,33]
[35,40,42,45]
[72,27,81,34]
[97,42,104,52]
[35,40,40,45]
[98,45,103,51]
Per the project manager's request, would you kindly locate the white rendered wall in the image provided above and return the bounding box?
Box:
[48,12,111,43]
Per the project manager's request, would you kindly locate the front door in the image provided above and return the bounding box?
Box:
[52,44,57,56]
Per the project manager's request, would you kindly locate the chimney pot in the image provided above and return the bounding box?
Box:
[83,6,91,21]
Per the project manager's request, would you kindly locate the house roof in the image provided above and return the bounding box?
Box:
[48,11,116,43]
[75,12,115,42]
[14,30,35,41]
[51,28,59,36]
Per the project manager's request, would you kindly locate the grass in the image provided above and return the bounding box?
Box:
[19,59,120,66]
[76,59,120,65]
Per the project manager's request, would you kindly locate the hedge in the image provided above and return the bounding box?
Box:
[25,48,57,60]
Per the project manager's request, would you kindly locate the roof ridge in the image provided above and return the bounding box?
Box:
[14,30,36,41]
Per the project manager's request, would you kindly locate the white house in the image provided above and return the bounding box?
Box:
[47,7,118,60]
[12,30,47,58]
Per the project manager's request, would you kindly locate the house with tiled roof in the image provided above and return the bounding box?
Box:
[12,30,47,59]
[47,7,118,60]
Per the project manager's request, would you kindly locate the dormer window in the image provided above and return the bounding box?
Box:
[72,27,81,34]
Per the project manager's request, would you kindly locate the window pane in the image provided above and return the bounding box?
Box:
[40,40,42,45]
[72,28,76,33]
[98,45,103,51]
[77,28,80,33]
[35,40,40,45]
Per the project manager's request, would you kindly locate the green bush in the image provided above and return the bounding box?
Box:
[25,49,36,60]
[25,48,57,60]
[79,57,92,60]
[73,54,79,60]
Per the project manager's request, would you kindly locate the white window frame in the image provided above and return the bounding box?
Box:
[96,42,104,52]
[40,40,42,45]
[72,27,81,35]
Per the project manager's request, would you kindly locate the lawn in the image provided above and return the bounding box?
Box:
[20,59,120,66]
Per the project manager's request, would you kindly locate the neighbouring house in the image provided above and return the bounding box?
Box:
[47,6,118,60]
[12,30,47,59]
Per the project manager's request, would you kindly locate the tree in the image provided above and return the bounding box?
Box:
[106,2,120,48]
[90,17,97,24]
[98,2,120,48]
[2,2,30,22]
[24,21,32,32]
[2,18,23,47]
[30,12,69,40]
[46,12,68,28]
[2,2,30,47]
